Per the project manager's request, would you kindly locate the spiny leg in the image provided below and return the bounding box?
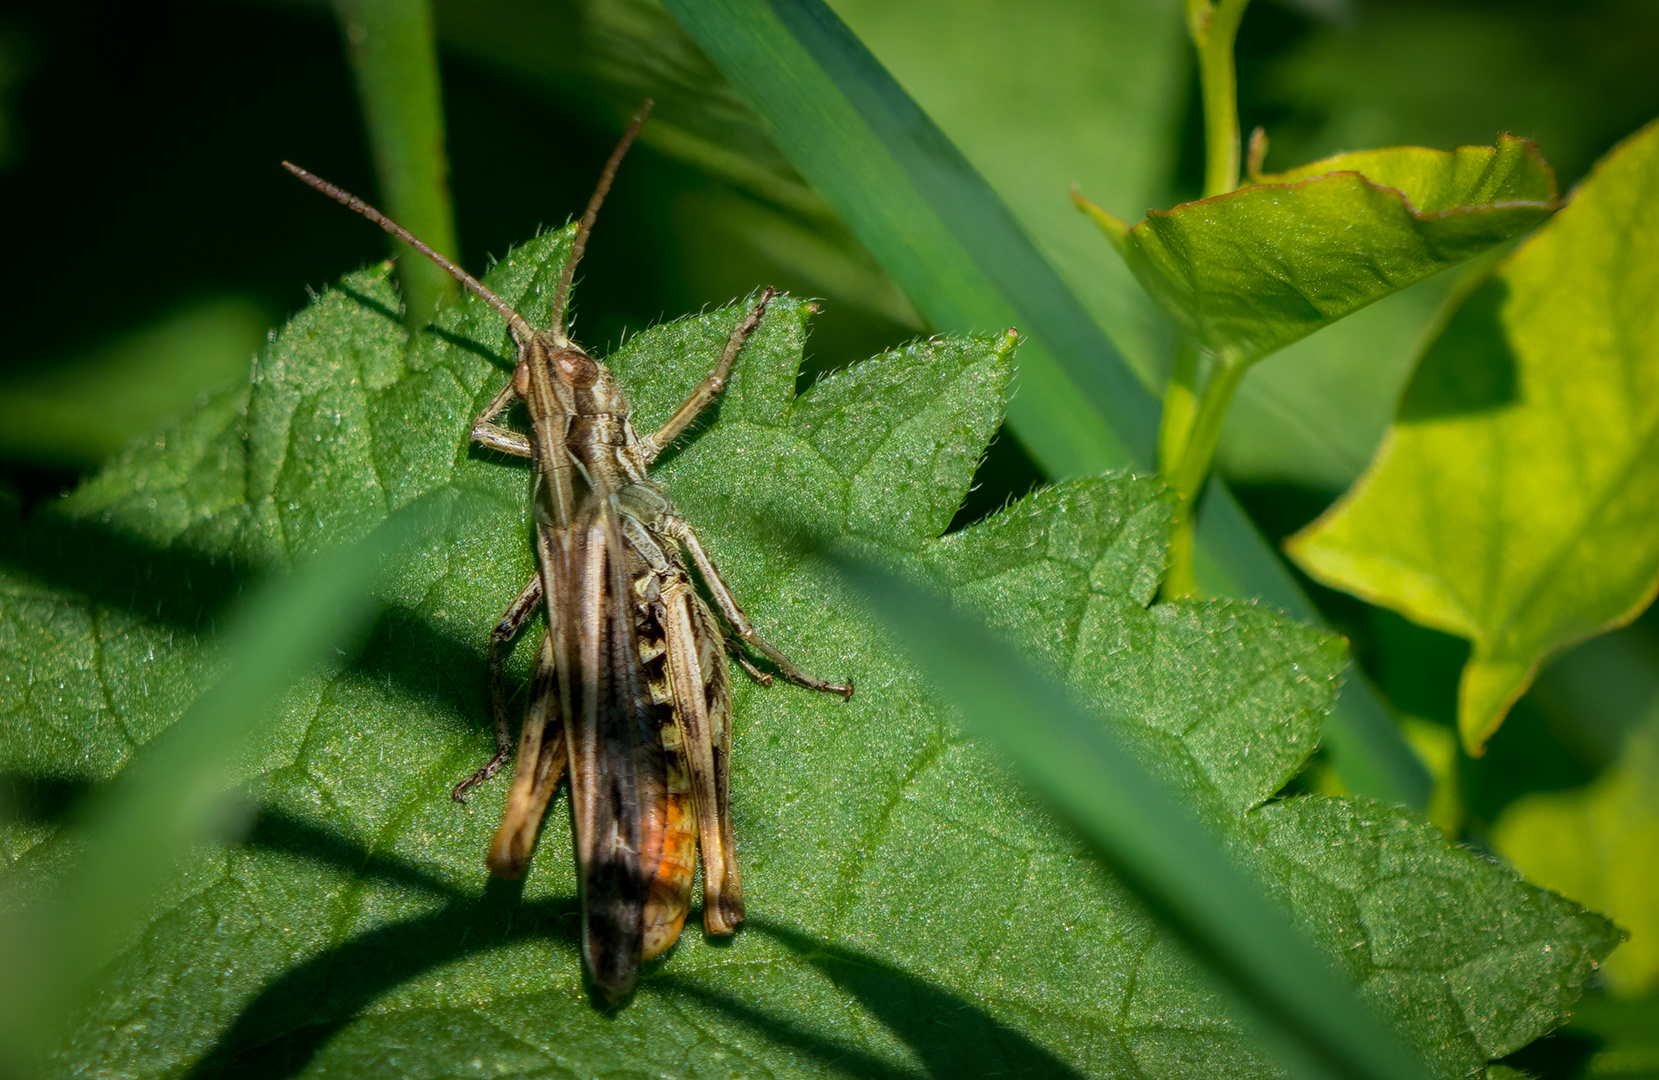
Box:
[452,571,544,801]
[658,577,745,933]
[640,287,781,463]
[661,516,853,699]
[471,374,533,457]
[726,641,772,686]
[486,631,569,878]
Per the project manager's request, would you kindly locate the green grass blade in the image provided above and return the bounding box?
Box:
[333,0,460,328]
[835,554,1434,1080]
[660,0,1159,473]
[664,0,1431,807]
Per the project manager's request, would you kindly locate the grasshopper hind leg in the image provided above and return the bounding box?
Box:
[485,632,569,878]
[661,516,853,699]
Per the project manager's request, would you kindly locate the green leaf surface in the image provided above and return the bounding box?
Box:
[0,486,464,1065]
[1086,136,1558,366]
[0,232,1616,1077]
[1288,120,1659,754]
[835,557,1432,1080]
[1493,699,1659,994]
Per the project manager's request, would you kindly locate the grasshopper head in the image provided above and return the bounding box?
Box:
[516,330,600,391]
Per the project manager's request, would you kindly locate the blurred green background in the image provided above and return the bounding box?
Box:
[1,0,1656,1073]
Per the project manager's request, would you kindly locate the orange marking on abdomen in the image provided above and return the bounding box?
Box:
[641,788,696,961]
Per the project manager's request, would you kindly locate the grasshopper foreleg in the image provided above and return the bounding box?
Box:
[640,287,781,462]
[471,375,533,458]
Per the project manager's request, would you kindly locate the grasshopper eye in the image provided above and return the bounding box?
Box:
[555,349,599,389]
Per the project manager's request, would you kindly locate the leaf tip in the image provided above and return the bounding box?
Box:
[995,326,1020,361]
[1458,653,1540,757]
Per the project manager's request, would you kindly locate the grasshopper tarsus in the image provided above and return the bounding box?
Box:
[727,643,773,686]
[290,102,848,999]
[450,755,507,803]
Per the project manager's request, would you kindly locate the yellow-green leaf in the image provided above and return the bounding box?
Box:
[1288,119,1659,754]
[1084,136,1557,365]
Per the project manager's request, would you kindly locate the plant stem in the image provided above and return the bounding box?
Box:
[333,0,459,329]
[1162,351,1246,597]
[1185,0,1251,198]
[1157,338,1201,477]
[1161,0,1251,597]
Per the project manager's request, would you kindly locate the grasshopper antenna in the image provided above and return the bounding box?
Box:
[550,99,654,339]
[281,161,536,344]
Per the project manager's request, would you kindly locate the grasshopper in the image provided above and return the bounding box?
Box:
[284,102,852,1000]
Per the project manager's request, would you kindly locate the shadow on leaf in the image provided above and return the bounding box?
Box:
[661,921,1088,1080]
[183,878,575,1080]
[0,510,506,743]
[1398,277,1519,421]
[117,801,1059,1080]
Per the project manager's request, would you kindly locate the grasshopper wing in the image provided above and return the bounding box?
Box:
[558,497,669,1001]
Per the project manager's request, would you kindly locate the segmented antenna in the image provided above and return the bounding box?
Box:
[550,100,654,337]
[281,161,535,344]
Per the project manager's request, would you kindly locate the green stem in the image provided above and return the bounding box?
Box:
[1162,351,1246,598]
[333,0,459,329]
[1162,0,1251,597]
[1185,0,1251,197]
[1157,338,1201,477]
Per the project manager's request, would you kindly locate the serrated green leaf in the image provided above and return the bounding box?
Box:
[1287,119,1659,754]
[1084,136,1558,366]
[0,487,465,1064]
[0,229,1618,1077]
